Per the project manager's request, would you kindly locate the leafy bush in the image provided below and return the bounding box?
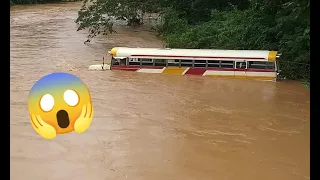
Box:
[161,0,309,81]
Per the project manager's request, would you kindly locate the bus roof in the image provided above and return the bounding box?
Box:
[108,47,279,62]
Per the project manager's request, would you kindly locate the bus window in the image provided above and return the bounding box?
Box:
[128,58,140,65]
[113,59,120,65]
[266,62,275,69]
[154,59,166,66]
[236,62,246,69]
[248,61,270,69]
[221,61,234,68]
[194,60,206,68]
[180,60,193,67]
[141,58,153,66]
[120,58,127,65]
[111,57,119,66]
[167,59,179,67]
[208,60,220,68]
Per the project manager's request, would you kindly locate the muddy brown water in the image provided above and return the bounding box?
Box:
[10,2,310,180]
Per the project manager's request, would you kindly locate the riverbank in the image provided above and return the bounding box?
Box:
[303,81,310,89]
[10,0,81,7]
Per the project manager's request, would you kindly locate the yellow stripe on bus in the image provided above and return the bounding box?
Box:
[247,76,275,81]
[162,67,187,75]
[234,75,247,79]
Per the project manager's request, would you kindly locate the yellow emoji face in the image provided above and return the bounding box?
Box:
[28,72,94,140]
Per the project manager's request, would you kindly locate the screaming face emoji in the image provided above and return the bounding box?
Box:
[28,72,94,140]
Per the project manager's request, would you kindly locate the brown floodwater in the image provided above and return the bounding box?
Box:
[10,2,310,180]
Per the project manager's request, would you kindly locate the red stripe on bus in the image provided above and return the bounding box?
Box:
[130,54,265,60]
[118,65,164,69]
[111,66,139,71]
[185,68,207,75]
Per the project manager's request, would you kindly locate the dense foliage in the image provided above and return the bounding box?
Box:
[159,0,310,80]
[76,0,308,81]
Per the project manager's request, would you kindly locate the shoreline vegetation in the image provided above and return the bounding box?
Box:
[11,0,310,87]
[303,81,310,89]
[75,0,309,85]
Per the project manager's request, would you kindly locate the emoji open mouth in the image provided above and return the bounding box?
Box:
[56,110,70,128]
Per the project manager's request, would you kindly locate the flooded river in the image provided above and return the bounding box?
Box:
[10,2,310,180]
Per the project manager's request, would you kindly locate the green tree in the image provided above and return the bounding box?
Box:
[75,0,161,40]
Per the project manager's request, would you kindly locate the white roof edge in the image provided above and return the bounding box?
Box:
[113,57,128,59]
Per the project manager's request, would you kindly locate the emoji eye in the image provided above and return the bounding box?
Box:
[64,89,79,107]
[40,94,54,112]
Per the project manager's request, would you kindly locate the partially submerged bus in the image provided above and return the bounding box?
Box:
[90,47,281,81]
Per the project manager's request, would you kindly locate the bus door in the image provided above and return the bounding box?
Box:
[235,61,246,69]
[235,61,247,78]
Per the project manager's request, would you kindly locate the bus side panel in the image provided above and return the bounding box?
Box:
[219,71,235,78]
[234,70,247,79]
[137,68,165,73]
[203,70,235,77]
[111,65,140,71]
[246,71,277,81]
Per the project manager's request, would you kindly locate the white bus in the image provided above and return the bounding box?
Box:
[90,47,281,81]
